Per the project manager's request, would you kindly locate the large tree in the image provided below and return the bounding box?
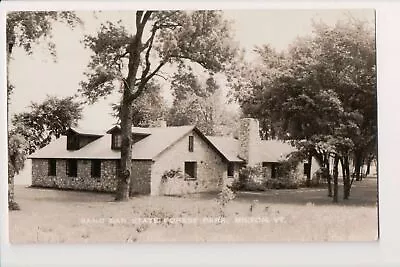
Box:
[6,11,81,210]
[80,11,238,201]
[11,96,83,154]
[231,18,376,202]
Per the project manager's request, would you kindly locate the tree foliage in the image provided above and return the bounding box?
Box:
[167,71,238,135]
[11,96,83,154]
[7,11,82,56]
[111,81,168,127]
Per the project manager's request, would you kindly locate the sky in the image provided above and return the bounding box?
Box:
[8,9,375,132]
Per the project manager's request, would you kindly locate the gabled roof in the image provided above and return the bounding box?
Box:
[29,125,295,163]
[256,140,296,162]
[30,125,201,160]
[206,137,295,163]
[67,127,104,136]
[106,125,151,136]
[132,126,194,160]
[206,136,244,162]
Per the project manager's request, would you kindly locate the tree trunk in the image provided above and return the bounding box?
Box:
[354,150,363,181]
[343,155,351,200]
[333,155,339,203]
[114,12,149,201]
[7,40,19,210]
[326,156,332,197]
[366,159,371,176]
[305,152,312,187]
[115,99,133,201]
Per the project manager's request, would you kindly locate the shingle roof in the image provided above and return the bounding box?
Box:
[29,126,295,163]
[69,127,104,136]
[256,140,296,162]
[206,137,295,163]
[29,126,195,160]
[206,136,243,162]
[132,126,194,160]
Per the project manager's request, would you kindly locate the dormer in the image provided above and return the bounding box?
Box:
[107,126,151,150]
[65,128,103,151]
[107,126,122,150]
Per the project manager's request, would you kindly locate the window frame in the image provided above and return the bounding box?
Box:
[48,159,57,176]
[112,134,122,149]
[91,159,102,178]
[66,159,78,177]
[188,135,194,152]
[184,161,197,180]
[271,163,278,179]
[304,162,310,176]
[227,162,235,177]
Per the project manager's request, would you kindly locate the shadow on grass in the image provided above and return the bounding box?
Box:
[17,177,378,207]
[21,185,115,203]
[192,177,378,207]
[234,177,378,207]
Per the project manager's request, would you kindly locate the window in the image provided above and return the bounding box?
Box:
[304,163,310,175]
[67,135,79,150]
[48,159,57,176]
[91,160,101,178]
[227,162,235,177]
[271,163,278,179]
[262,162,269,168]
[188,136,194,152]
[184,162,197,180]
[66,159,78,177]
[112,134,122,149]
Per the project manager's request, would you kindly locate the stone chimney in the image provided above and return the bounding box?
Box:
[153,120,167,128]
[238,118,261,166]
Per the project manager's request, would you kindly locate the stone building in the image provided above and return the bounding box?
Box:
[29,118,319,195]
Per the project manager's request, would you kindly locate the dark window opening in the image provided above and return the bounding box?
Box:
[91,160,101,178]
[112,134,122,149]
[188,136,194,152]
[48,159,57,176]
[184,162,197,180]
[262,162,268,168]
[227,162,235,177]
[67,135,79,150]
[304,163,310,175]
[271,163,278,179]
[66,159,78,177]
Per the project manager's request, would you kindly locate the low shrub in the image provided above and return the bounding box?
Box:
[234,166,268,191]
[160,168,199,196]
[266,177,299,189]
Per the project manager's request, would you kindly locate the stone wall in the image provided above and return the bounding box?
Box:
[151,130,227,196]
[130,160,152,195]
[32,159,118,192]
[238,118,261,166]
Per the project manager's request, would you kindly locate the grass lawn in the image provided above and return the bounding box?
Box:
[9,177,378,243]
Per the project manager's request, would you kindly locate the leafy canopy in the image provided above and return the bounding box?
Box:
[79,11,238,104]
[11,96,83,154]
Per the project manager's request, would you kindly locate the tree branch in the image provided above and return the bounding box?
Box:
[142,11,153,25]
[136,11,143,29]
[168,54,209,70]
[154,73,168,80]
[128,60,166,102]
